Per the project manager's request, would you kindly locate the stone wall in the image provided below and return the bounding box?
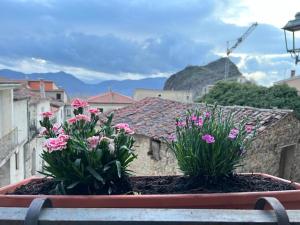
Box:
[129,134,180,176]
[239,114,300,181]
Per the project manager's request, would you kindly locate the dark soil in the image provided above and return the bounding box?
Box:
[9,174,296,195]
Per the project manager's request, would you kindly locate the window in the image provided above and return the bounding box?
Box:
[66,109,71,116]
[148,139,161,160]
[56,93,61,100]
[279,145,296,179]
[15,152,19,170]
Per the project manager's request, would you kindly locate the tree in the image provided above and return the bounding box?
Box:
[200,81,300,118]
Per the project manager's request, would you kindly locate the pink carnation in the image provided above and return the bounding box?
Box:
[205,112,211,118]
[175,121,186,127]
[115,123,129,130]
[196,118,203,127]
[41,111,53,118]
[168,133,177,141]
[87,136,100,149]
[89,108,100,115]
[67,117,77,124]
[58,134,69,142]
[43,136,68,153]
[71,98,89,109]
[245,125,253,133]
[190,115,198,121]
[202,134,215,144]
[52,123,64,135]
[228,128,239,140]
[114,123,134,134]
[75,114,91,122]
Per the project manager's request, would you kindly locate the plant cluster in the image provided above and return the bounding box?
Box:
[200,81,300,118]
[167,106,255,180]
[39,98,136,194]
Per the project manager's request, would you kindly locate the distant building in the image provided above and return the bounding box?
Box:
[200,75,250,97]
[109,97,300,181]
[27,80,68,103]
[0,78,70,186]
[87,90,134,113]
[133,89,193,103]
[274,70,300,95]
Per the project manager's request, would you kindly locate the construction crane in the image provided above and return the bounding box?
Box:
[224,22,258,79]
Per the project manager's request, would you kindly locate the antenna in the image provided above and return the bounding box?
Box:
[225,22,258,79]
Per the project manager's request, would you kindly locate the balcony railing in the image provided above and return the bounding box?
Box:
[0,127,18,165]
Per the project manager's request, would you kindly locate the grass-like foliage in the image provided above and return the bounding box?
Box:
[39,99,136,195]
[167,106,256,180]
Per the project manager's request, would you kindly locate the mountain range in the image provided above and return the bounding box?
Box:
[0,69,167,97]
[164,57,242,99]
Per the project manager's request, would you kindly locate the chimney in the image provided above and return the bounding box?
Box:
[291,70,296,78]
[40,79,46,98]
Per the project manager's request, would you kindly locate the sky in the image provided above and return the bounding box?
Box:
[0,0,300,85]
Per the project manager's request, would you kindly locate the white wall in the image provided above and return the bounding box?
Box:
[9,144,25,183]
[54,106,65,124]
[0,89,13,137]
[13,99,28,144]
[31,100,51,130]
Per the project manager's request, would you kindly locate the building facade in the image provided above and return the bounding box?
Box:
[87,91,134,113]
[275,70,300,95]
[134,89,194,103]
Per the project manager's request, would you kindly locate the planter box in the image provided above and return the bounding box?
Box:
[0,173,299,209]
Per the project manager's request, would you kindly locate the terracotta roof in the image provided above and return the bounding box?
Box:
[107,97,294,141]
[88,91,134,104]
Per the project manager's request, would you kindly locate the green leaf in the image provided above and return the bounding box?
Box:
[67,181,80,189]
[74,158,81,168]
[86,166,105,184]
[115,160,122,178]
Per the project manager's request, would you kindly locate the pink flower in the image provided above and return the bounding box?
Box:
[75,114,91,122]
[168,134,176,141]
[52,123,64,134]
[87,136,100,149]
[41,111,53,118]
[114,123,129,130]
[89,108,100,115]
[196,118,203,127]
[245,125,253,133]
[202,134,215,144]
[205,112,211,118]
[43,136,68,153]
[228,128,239,140]
[71,98,89,109]
[67,117,77,124]
[124,127,134,134]
[175,121,186,127]
[114,123,134,134]
[190,115,198,121]
[58,134,69,142]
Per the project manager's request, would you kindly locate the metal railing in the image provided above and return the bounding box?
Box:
[0,127,18,164]
[0,197,299,225]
